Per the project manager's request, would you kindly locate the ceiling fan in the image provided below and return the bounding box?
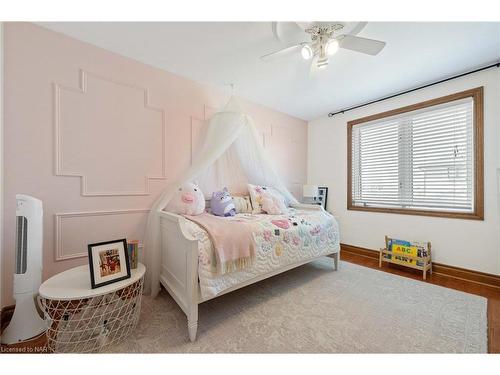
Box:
[260,22,386,71]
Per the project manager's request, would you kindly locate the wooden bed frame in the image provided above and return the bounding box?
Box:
[157,204,340,341]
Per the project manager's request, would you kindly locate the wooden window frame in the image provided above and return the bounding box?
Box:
[347,87,484,220]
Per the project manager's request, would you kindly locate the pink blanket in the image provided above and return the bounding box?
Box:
[184,213,255,274]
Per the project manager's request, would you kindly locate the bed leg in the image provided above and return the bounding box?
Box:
[188,317,198,342]
[333,252,339,271]
[186,236,199,342]
[187,299,198,342]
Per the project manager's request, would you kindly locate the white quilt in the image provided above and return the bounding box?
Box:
[183,208,340,300]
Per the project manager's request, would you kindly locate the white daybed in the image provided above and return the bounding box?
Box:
[157,204,340,341]
[144,97,340,341]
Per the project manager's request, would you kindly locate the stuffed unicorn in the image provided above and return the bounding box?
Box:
[166,182,205,215]
[211,187,236,217]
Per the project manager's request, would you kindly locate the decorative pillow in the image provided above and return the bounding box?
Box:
[233,196,253,214]
[262,189,289,215]
[247,184,264,213]
[166,182,205,215]
[211,187,236,217]
[247,184,288,215]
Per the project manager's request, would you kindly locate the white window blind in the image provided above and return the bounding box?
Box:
[351,97,474,213]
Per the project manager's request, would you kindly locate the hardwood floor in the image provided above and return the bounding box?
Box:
[2,251,498,353]
[340,249,500,353]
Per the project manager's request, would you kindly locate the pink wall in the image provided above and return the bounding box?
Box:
[2,23,308,307]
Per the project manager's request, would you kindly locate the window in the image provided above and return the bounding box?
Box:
[348,87,483,220]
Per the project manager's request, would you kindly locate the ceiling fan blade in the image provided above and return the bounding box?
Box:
[260,43,304,61]
[338,34,386,55]
[348,22,368,36]
[271,22,280,41]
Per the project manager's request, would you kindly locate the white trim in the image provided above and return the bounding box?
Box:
[54,208,149,261]
[53,69,167,196]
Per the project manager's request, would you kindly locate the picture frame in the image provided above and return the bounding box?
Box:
[317,186,329,210]
[87,239,131,289]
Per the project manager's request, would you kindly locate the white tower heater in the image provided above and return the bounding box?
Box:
[1,194,45,344]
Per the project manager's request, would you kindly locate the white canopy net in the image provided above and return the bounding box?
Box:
[144,98,298,297]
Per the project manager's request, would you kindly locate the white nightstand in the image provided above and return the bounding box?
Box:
[39,263,145,353]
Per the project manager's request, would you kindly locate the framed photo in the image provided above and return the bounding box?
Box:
[88,239,131,289]
[317,186,329,210]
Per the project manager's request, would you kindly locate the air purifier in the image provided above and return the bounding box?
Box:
[1,194,45,344]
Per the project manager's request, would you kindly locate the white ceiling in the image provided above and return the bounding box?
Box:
[38,22,500,121]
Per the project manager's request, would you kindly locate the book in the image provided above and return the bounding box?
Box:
[387,238,428,267]
[127,240,139,269]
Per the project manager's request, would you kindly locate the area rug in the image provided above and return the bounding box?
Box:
[108,258,487,353]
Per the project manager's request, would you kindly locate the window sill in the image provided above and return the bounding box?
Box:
[347,205,484,221]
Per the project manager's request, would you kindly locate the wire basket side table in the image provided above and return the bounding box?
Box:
[39,263,145,353]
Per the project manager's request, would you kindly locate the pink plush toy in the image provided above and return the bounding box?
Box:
[261,189,288,215]
[166,182,205,215]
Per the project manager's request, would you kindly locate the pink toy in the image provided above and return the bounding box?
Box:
[261,189,288,215]
[166,182,205,215]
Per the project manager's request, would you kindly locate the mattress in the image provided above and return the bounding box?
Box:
[182,208,340,300]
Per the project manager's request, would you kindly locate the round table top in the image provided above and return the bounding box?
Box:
[39,263,146,300]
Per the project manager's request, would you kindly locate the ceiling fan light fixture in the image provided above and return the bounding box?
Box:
[301,44,313,60]
[317,57,329,69]
[326,39,339,56]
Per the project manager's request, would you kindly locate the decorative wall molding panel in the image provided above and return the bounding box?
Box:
[190,116,208,165]
[265,125,304,186]
[54,70,166,196]
[54,209,150,261]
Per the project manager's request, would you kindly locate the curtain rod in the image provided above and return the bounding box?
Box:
[328,62,500,118]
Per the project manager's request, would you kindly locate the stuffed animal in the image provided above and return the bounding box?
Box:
[233,196,253,214]
[166,182,205,215]
[211,187,236,217]
[247,183,289,214]
[261,189,288,215]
